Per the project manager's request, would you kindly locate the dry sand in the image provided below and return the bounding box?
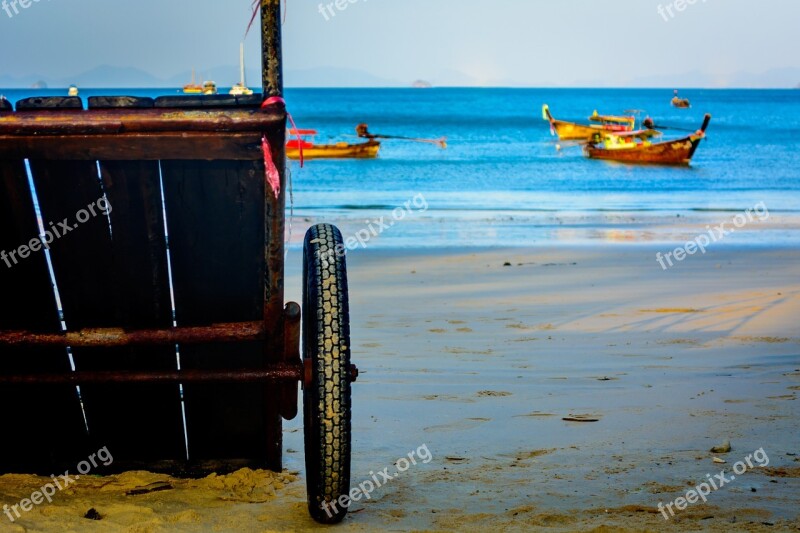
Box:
[1,245,798,532]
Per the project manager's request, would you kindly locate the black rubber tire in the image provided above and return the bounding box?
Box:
[303,224,352,524]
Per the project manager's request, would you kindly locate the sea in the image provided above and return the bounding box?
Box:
[3,87,799,249]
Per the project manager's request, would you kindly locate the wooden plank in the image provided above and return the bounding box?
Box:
[161,159,281,466]
[0,133,264,161]
[0,157,88,474]
[0,108,283,136]
[86,149,186,463]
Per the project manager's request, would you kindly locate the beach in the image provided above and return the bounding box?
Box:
[1,88,799,532]
[2,0,800,529]
[1,241,798,532]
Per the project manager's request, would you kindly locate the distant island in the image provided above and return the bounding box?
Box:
[3,65,800,89]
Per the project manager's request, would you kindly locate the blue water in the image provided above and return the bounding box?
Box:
[3,87,799,247]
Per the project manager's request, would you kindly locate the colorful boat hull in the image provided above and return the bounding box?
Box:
[286,140,380,160]
[542,105,635,141]
[584,114,711,166]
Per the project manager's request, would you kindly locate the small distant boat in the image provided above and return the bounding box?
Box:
[202,80,218,95]
[68,85,79,97]
[286,129,381,160]
[183,69,203,94]
[671,90,691,108]
[230,43,254,96]
[584,114,711,166]
[543,105,635,141]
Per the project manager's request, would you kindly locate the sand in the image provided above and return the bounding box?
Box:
[1,244,798,532]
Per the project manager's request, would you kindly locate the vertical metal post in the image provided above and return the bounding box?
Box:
[259,0,287,471]
[261,0,284,98]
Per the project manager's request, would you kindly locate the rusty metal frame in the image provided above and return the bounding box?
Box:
[0,322,266,348]
[0,0,301,390]
[0,366,303,386]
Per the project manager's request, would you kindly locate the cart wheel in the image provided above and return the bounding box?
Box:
[303,223,352,524]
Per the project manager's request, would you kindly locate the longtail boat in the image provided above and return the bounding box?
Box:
[671,90,691,108]
[286,129,380,160]
[542,105,635,141]
[584,114,711,165]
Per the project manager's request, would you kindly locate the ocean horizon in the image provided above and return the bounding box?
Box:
[3,87,799,248]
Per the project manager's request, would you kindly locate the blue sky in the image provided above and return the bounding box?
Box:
[1,0,798,87]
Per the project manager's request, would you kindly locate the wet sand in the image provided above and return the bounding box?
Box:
[1,245,798,532]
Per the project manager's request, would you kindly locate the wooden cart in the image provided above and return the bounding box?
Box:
[0,1,355,524]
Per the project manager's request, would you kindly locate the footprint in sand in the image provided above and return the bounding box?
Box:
[361,342,382,348]
[424,418,491,433]
[421,394,475,403]
[502,448,556,461]
[640,308,704,314]
[514,411,556,418]
[476,390,512,397]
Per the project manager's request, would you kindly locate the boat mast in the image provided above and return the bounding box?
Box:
[240,42,246,87]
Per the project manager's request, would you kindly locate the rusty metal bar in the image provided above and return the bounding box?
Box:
[281,302,301,420]
[0,366,302,385]
[283,302,301,362]
[0,322,264,349]
[261,0,283,97]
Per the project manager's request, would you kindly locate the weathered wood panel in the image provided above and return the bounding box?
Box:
[0,157,88,473]
[161,158,281,466]
[21,97,175,468]
[77,95,185,464]
[1,92,288,472]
